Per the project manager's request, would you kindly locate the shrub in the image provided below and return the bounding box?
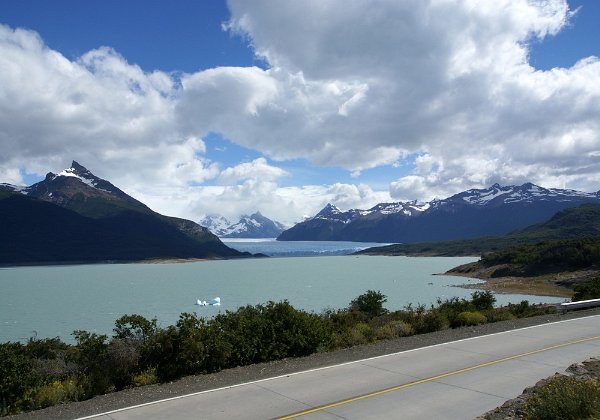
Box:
[414,310,448,334]
[349,290,388,318]
[32,378,82,409]
[69,331,110,397]
[470,291,496,311]
[106,338,142,390]
[113,314,157,341]
[0,342,39,415]
[132,368,158,387]
[507,300,555,318]
[573,276,600,301]
[209,301,332,368]
[525,376,600,420]
[143,326,182,381]
[485,308,516,322]
[375,320,414,340]
[454,311,487,327]
[342,322,374,346]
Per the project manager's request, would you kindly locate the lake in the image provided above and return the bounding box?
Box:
[0,241,565,343]
[221,239,392,257]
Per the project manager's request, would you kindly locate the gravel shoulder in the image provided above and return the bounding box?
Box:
[10,307,600,420]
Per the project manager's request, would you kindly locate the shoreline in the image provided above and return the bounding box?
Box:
[445,267,600,298]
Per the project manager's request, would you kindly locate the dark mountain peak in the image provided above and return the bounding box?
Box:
[316,203,341,217]
[70,160,87,171]
[22,161,148,218]
[0,162,247,264]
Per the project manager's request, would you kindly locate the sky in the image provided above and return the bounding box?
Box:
[1,0,599,226]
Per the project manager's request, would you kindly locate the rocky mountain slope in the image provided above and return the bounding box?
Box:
[0,161,249,264]
[200,212,286,238]
[358,203,600,257]
[278,183,600,243]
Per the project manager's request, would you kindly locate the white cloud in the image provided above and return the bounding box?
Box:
[133,180,391,227]
[222,0,600,194]
[218,157,289,185]
[1,0,600,226]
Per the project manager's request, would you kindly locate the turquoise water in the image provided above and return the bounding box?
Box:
[0,255,565,343]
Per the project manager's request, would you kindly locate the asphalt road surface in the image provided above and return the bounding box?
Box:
[81,315,600,420]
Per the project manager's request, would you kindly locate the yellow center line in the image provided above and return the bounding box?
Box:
[278,335,600,419]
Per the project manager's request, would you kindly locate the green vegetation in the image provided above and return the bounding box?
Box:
[573,276,600,301]
[524,376,600,420]
[480,236,600,276]
[0,291,556,416]
[358,204,600,257]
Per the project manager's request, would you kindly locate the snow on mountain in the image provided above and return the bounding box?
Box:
[450,183,600,206]
[278,182,600,243]
[313,183,600,221]
[199,215,232,235]
[0,183,27,193]
[200,212,286,238]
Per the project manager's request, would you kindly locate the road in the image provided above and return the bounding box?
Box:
[82,315,600,419]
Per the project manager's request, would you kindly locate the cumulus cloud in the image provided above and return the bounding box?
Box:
[1,0,600,225]
[222,0,600,193]
[147,181,392,227]
[218,157,289,185]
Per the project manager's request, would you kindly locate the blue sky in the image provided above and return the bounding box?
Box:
[1,1,599,224]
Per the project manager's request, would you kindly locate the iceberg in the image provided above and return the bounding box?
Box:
[195,297,220,306]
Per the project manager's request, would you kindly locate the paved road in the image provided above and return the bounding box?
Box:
[82,315,600,420]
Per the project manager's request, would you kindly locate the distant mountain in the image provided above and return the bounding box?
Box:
[357,203,600,257]
[200,212,286,238]
[278,183,600,243]
[0,161,250,264]
[199,214,233,236]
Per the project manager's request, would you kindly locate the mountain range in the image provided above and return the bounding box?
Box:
[278,183,600,243]
[0,161,249,264]
[200,212,286,238]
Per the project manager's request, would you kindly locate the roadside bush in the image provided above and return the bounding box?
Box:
[69,331,110,397]
[337,322,374,347]
[349,290,388,318]
[26,338,75,380]
[0,342,39,415]
[106,338,142,390]
[507,301,555,318]
[132,368,158,387]
[573,276,600,301]
[113,314,157,341]
[454,311,487,327]
[525,376,600,420]
[375,320,414,340]
[143,326,182,381]
[143,312,210,381]
[209,301,332,368]
[470,291,496,311]
[32,378,82,409]
[485,308,516,323]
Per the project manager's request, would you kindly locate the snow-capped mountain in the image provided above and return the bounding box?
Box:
[0,161,247,264]
[278,183,600,243]
[199,214,233,235]
[1,160,146,216]
[201,212,286,238]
